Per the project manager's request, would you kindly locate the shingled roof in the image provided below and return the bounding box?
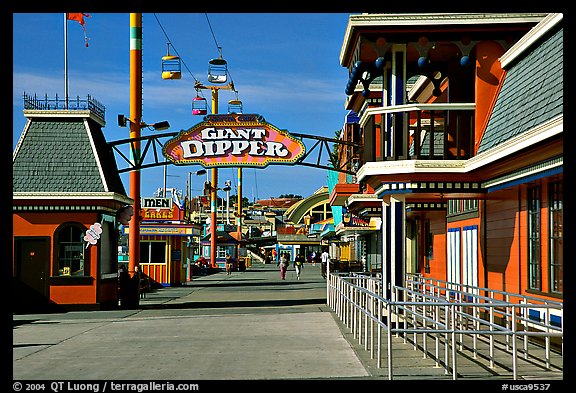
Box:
[478,24,563,153]
[13,113,127,196]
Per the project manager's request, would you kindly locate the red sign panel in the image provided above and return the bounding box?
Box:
[162,114,306,168]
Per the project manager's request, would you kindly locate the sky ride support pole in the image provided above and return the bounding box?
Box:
[126,13,142,308]
[210,88,219,268]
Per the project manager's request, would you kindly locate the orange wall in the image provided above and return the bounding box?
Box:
[139,235,184,286]
[485,182,560,303]
[474,41,507,151]
[14,212,101,306]
[424,211,447,280]
[485,189,520,294]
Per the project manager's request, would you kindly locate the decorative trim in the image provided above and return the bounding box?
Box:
[500,13,563,69]
[358,207,382,216]
[340,13,547,65]
[13,205,116,213]
[346,193,381,207]
[83,118,109,192]
[13,192,133,204]
[375,181,483,197]
[13,119,31,161]
[407,202,447,210]
[23,109,105,127]
[482,156,562,190]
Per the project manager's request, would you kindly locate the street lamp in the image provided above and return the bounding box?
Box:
[188,169,208,200]
[223,180,232,225]
[187,169,208,218]
[117,114,170,131]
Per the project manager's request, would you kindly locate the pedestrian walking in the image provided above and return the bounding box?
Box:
[279,253,289,280]
[321,248,330,279]
[225,254,233,275]
[294,253,305,280]
[310,251,317,266]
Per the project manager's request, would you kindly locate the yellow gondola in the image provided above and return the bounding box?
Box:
[162,43,181,80]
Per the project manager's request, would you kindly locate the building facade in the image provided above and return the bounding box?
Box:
[331,13,563,317]
[13,95,130,311]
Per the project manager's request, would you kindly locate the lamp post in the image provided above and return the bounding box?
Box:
[120,9,170,306]
[224,180,232,225]
[187,169,207,207]
[126,13,142,309]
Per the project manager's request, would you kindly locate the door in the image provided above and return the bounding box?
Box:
[14,237,50,298]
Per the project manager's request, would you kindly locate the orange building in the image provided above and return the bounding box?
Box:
[13,95,131,311]
[331,12,563,318]
[122,193,202,286]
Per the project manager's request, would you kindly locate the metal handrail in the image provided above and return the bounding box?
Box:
[327,273,563,380]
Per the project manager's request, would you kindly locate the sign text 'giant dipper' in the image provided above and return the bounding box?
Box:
[162,114,306,168]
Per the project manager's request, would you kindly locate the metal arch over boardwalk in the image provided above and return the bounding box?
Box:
[108,114,362,175]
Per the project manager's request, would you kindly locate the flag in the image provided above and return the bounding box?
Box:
[66,13,91,47]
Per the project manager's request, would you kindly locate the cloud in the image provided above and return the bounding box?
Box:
[13,71,127,105]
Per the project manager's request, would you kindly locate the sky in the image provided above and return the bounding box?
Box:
[12,13,353,203]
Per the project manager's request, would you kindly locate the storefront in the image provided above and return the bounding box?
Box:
[122,196,202,286]
[200,230,240,269]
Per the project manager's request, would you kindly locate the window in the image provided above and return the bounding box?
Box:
[201,245,234,260]
[528,186,541,290]
[549,182,563,293]
[140,241,166,264]
[447,199,478,216]
[217,246,228,259]
[56,224,86,276]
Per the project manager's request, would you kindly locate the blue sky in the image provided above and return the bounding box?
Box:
[12,13,353,202]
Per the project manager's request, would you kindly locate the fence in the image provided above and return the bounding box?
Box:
[327,272,563,380]
[23,93,105,121]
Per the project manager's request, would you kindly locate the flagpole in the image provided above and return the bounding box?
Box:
[64,13,69,109]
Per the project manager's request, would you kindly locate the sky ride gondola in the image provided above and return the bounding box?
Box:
[192,92,208,115]
[161,43,181,80]
[207,48,228,84]
[228,92,243,113]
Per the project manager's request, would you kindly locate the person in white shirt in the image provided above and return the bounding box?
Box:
[320,249,330,278]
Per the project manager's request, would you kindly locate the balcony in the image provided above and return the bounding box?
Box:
[360,103,475,162]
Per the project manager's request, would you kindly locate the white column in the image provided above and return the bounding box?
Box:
[390,195,406,303]
[381,196,390,300]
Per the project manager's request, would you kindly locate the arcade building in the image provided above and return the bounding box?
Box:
[13,95,130,311]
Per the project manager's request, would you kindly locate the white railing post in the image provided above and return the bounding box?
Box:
[387,301,393,380]
[451,303,458,380]
[489,305,495,368]
[377,297,382,368]
[512,306,518,380]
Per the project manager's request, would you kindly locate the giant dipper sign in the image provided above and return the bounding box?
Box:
[163,114,306,168]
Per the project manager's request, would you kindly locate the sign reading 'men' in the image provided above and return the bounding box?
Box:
[162,114,305,168]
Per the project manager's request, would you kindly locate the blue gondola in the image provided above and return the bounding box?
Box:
[228,99,243,114]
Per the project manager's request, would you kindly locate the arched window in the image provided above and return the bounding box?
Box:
[54,223,87,276]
